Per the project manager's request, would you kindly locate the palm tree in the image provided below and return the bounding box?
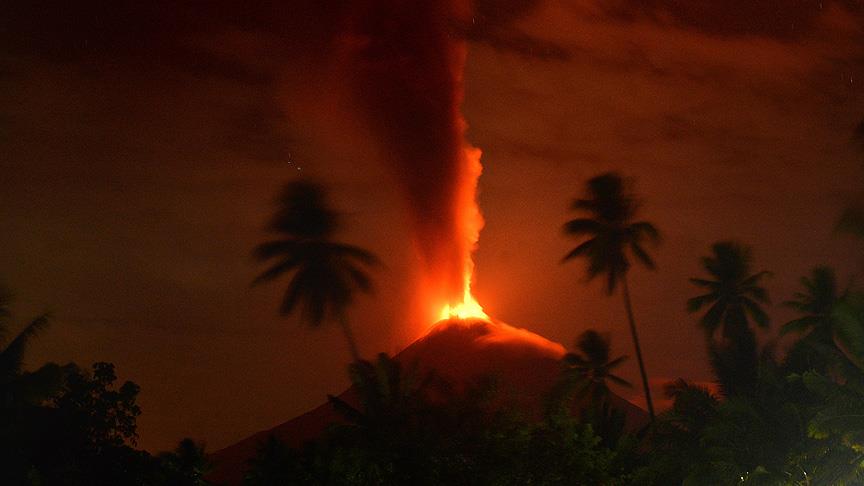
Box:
[687,242,770,396]
[0,288,63,409]
[829,292,864,371]
[562,329,632,405]
[0,288,50,377]
[253,181,380,362]
[781,267,845,373]
[562,172,660,419]
[687,242,771,341]
[782,266,841,342]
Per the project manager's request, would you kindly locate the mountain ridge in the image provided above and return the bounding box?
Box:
[208,319,648,485]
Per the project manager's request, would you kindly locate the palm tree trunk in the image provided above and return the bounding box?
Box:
[622,274,655,421]
[338,313,362,363]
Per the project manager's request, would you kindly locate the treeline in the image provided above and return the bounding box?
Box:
[0,292,211,485]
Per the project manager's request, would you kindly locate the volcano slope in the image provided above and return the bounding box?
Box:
[208,319,648,484]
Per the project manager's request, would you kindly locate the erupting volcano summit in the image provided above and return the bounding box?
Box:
[338,0,491,326]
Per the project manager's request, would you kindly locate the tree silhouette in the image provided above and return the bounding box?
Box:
[687,242,770,395]
[562,172,660,419]
[0,289,48,379]
[0,288,65,409]
[157,438,212,486]
[687,242,771,340]
[253,181,380,362]
[562,330,631,406]
[782,266,842,342]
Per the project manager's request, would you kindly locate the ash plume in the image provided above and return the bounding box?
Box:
[335,0,480,315]
[326,0,547,321]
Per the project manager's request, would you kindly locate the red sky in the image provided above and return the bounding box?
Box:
[1,0,863,451]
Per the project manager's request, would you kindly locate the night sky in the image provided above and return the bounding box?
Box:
[2,0,863,452]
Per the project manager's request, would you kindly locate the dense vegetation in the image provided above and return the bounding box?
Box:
[0,291,211,485]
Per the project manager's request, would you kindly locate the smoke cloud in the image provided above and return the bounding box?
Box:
[331,0,481,319]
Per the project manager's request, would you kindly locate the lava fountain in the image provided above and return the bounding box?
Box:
[436,144,488,322]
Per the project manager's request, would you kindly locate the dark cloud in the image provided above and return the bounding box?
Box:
[0,1,345,63]
[465,0,570,59]
[601,0,863,39]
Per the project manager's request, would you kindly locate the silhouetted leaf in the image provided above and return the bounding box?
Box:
[561,238,596,263]
[687,293,716,313]
[0,314,50,378]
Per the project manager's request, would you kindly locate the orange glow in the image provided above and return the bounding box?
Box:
[437,277,488,321]
[435,144,490,322]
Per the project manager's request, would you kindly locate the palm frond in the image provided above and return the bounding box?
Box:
[252,239,301,261]
[782,297,809,312]
[344,264,374,294]
[630,221,661,244]
[328,394,364,424]
[278,271,308,319]
[690,278,719,289]
[328,243,381,267]
[741,298,770,328]
[607,374,633,388]
[605,355,629,370]
[832,294,864,370]
[701,300,726,333]
[743,283,770,304]
[251,258,299,286]
[0,314,50,377]
[780,316,821,336]
[561,238,596,263]
[630,241,655,269]
[688,293,717,313]
[741,271,772,288]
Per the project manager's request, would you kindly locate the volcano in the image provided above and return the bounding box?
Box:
[208,319,648,485]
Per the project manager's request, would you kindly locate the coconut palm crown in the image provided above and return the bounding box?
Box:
[253,181,380,362]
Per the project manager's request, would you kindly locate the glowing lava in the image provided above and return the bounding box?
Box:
[438,277,488,321]
[435,143,489,322]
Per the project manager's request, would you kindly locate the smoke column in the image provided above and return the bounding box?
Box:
[336,0,485,323]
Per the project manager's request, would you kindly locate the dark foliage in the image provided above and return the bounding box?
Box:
[562,171,660,420]
[688,241,771,396]
[243,353,618,485]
